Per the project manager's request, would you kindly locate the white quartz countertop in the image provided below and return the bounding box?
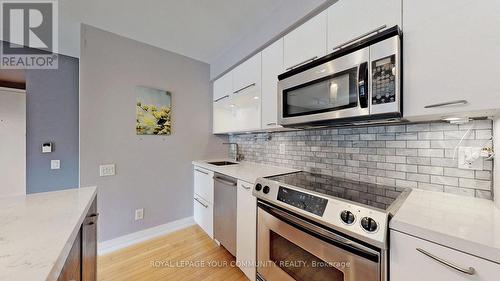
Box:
[390,189,500,264]
[0,186,97,281]
[192,159,299,183]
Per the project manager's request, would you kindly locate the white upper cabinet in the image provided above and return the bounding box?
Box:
[213,53,262,134]
[213,93,234,134]
[403,0,500,120]
[327,0,401,52]
[284,10,327,71]
[231,53,262,132]
[213,71,232,102]
[261,39,284,129]
[232,53,261,94]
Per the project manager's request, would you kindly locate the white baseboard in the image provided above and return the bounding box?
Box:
[98,216,195,255]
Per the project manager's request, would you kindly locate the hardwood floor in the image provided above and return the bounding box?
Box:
[98,225,249,281]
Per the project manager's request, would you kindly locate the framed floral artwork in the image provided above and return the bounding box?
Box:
[136,86,172,135]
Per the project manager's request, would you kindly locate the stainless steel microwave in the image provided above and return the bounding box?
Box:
[278,26,402,128]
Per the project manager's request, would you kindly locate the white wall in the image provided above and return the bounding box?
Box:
[80,25,227,242]
[0,89,26,197]
[494,117,499,207]
[209,0,334,79]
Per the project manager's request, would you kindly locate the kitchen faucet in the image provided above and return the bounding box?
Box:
[223,142,244,162]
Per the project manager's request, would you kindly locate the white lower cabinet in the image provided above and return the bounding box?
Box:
[194,166,214,204]
[193,166,214,238]
[236,180,257,281]
[193,194,213,238]
[390,230,500,281]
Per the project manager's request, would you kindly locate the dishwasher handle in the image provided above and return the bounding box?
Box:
[213,176,237,186]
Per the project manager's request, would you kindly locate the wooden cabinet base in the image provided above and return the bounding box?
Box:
[58,230,82,281]
[58,196,97,281]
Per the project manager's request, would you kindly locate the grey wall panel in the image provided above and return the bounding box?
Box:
[80,25,227,242]
[26,54,80,193]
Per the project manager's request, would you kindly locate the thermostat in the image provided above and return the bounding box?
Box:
[42,142,53,153]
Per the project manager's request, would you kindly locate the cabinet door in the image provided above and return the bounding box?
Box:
[194,194,214,238]
[403,0,500,120]
[261,39,284,129]
[232,53,261,95]
[58,229,81,281]
[327,0,401,52]
[213,72,232,101]
[390,230,500,281]
[284,10,327,71]
[231,90,261,132]
[82,197,97,281]
[236,180,257,281]
[213,94,235,134]
[194,166,214,204]
[231,53,262,132]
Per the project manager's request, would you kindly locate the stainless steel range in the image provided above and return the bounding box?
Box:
[253,171,410,281]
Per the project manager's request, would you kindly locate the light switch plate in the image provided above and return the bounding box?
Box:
[51,160,60,170]
[458,147,484,170]
[99,164,116,177]
[135,208,144,220]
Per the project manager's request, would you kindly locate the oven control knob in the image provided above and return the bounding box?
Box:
[361,217,378,232]
[340,211,355,225]
[263,186,270,194]
[255,183,262,192]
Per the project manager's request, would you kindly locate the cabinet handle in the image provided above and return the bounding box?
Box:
[86,221,95,226]
[195,168,209,175]
[266,122,277,126]
[416,248,475,275]
[214,95,229,102]
[424,100,468,108]
[88,213,99,218]
[233,83,256,94]
[332,25,387,51]
[286,56,318,71]
[194,197,208,208]
[241,184,252,190]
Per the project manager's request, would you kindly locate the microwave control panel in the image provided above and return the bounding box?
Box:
[372,55,396,105]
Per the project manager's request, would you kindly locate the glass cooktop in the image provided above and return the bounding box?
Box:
[266,171,407,211]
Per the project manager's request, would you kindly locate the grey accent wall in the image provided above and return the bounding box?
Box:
[229,120,494,199]
[26,54,80,193]
[80,25,227,242]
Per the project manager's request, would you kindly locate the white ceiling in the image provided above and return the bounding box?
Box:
[60,0,330,65]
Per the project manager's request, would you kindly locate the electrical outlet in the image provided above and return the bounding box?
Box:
[99,164,116,176]
[135,208,144,221]
[51,160,60,170]
[458,147,484,170]
[279,143,286,154]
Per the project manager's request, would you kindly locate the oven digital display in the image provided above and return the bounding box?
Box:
[277,187,328,216]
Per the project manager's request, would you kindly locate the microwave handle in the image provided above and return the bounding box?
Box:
[358,62,369,108]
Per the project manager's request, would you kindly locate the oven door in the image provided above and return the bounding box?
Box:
[257,202,380,281]
[278,47,370,127]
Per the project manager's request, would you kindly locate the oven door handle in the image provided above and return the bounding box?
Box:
[259,201,380,260]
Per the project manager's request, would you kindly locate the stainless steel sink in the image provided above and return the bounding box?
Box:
[208,161,238,166]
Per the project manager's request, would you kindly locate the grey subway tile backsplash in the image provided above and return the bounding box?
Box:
[228,120,494,200]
